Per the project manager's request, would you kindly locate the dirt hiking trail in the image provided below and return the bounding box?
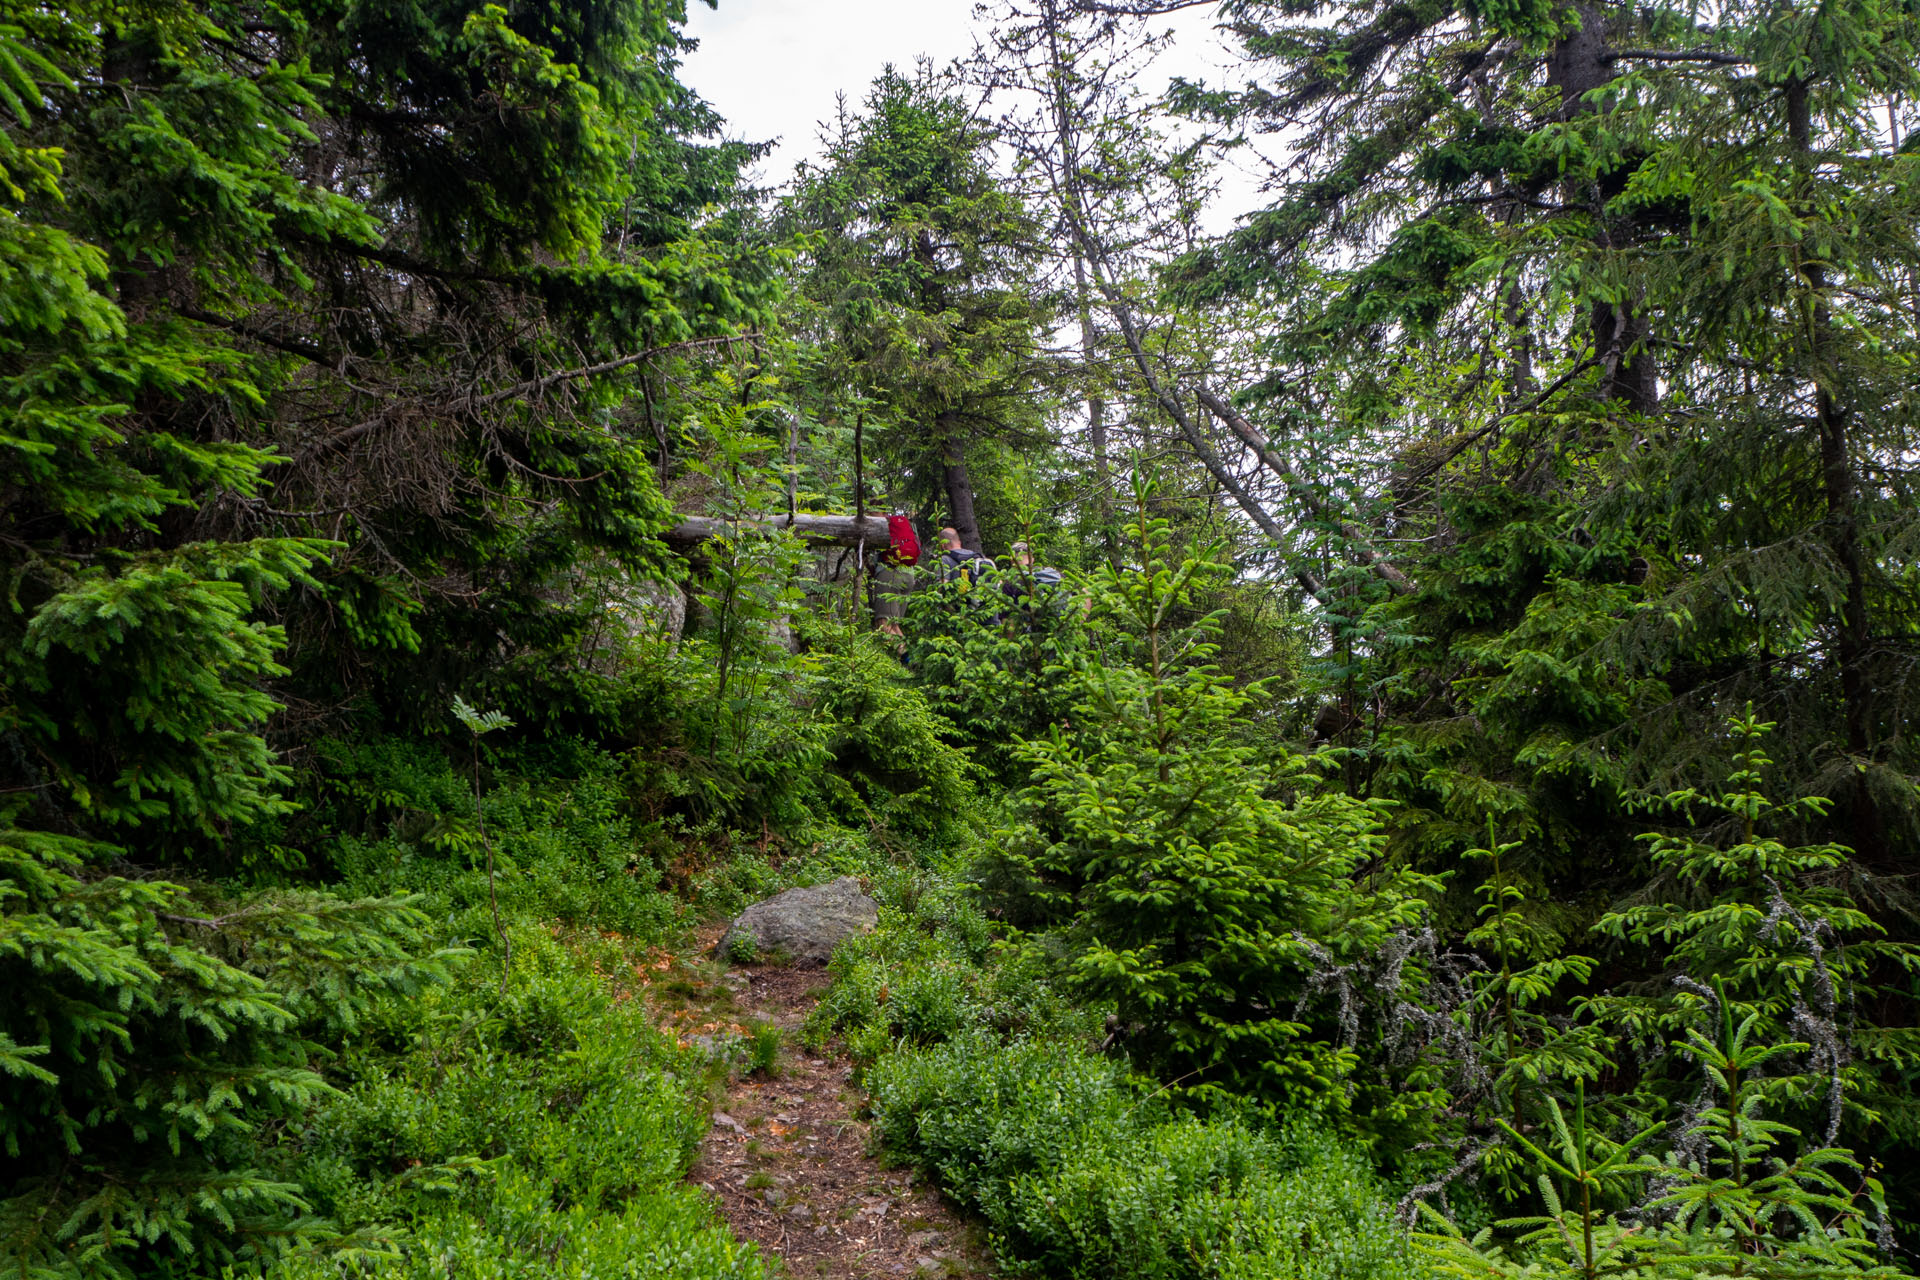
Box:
[645,924,993,1279]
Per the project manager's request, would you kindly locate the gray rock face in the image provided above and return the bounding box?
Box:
[717,876,877,966]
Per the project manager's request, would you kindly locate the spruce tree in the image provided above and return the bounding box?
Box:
[983,469,1434,1122]
[784,64,1053,551]
[1119,0,1920,1141]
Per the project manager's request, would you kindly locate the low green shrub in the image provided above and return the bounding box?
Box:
[816,854,1414,1280]
[185,737,779,1280]
[865,1033,1414,1280]
[271,1165,767,1280]
[307,736,680,943]
[805,629,977,842]
[803,862,1094,1057]
[866,1032,1133,1211]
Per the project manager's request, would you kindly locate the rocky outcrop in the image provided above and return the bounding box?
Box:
[716,877,878,966]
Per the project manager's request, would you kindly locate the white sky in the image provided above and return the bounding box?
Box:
[678,0,1264,224]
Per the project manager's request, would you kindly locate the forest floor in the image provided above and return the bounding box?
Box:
[642,923,993,1279]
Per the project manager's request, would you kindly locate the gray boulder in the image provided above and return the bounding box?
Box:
[717,877,877,966]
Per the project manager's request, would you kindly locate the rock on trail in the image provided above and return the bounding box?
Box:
[715,876,878,966]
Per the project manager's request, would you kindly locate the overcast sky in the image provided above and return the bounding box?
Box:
[677,0,1257,218]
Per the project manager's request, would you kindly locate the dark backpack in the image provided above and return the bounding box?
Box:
[938,549,994,592]
[1003,564,1065,607]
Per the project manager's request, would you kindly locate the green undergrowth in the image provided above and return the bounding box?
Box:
[300,734,925,957]
[224,741,779,1280]
[808,862,1415,1280]
[246,734,954,1280]
[871,1037,1412,1280]
[265,931,770,1280]
[306,736,681,934]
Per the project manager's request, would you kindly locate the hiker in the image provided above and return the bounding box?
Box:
[933,527,994,591]
[999,541,1063,610]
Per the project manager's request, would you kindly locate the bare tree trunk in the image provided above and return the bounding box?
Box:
[1040,0,1115,558]
[1023,31,1405,601]
[939,416,985,552]
[1788,75,1883,862]
[661,513,891,550]
[1548,3,1658,414]
[1196,389,1413,595]
[1074,253,1113,551]
[1503,276,1535,404]
[1176,403,1327,599]
[1054,201,1389,599]
[785,411,800,522]
[852,411,868,620]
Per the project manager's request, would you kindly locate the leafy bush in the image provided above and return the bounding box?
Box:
[304,736,682,943]
[807,858,1412,1280]
[94,730,769,1280]
[901,560,1091,783]
[622,608,975,842]
[802,862,1087,1056]
[806,628,977,842]
[275,1164,768,1280]
[866,1032,1414,1280]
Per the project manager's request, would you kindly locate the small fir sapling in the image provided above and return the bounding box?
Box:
[1462,818,1601,1119]
[1417,984,1903,1279]
[983,466,1436,1118]
[1588,709,1916,1141]
[453,695,515,989]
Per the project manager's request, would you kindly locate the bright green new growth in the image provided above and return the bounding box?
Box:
[1464,817,1603,1116]
[453,696,515,988]
[0,824,454,1275]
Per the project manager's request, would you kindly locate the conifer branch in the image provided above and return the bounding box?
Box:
[1401,357,1601,483]
[466,334,762,410]
[1064,0,1218,12]
[281,334,759,468]
[1604,48,1751,65]
[174,307,329,364]
[1195,387,1415,596]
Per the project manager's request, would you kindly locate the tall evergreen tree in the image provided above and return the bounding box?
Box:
[785,65,1052,551]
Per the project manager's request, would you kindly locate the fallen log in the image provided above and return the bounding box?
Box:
[661,513,893,551]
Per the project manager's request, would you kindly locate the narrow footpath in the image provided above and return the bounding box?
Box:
[646,925,992,1279]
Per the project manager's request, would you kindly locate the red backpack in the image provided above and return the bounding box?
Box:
[886,515,921,566]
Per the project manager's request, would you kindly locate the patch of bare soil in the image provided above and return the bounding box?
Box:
[651,926,992,1279]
